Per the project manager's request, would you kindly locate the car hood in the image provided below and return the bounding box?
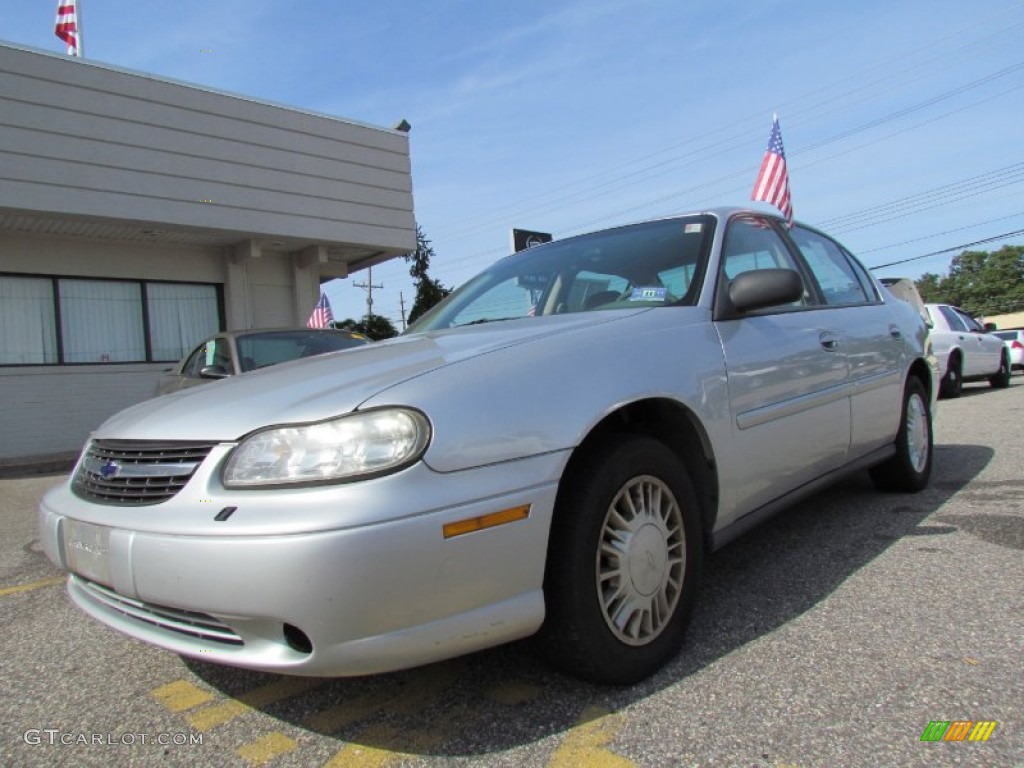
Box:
[95,311,649,441]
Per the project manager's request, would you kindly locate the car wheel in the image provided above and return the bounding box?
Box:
[869,377,933,493]
[939,354,962,399]
[540,435,702,685]
[989,351,1011,389]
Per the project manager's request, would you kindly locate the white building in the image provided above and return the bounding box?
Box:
[0,42,415,465]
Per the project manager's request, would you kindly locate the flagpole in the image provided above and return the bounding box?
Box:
[76,0,85,58]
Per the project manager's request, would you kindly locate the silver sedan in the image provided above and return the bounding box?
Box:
[38,208,938,685]
[156,327,370,395]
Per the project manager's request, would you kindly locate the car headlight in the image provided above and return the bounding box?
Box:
[222,408,431,487]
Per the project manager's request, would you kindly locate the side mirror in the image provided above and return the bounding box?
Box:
[728,269,804,313]
[984,322,998,332]
[199,365,230,380]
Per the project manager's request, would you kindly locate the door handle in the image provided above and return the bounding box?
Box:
[819,331,840,350]
[888,325,902,340]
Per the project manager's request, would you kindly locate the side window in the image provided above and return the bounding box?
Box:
[721,217,809,307]
[955,309,983,333]
[847,252,880,301]
[938,306,967,332]
[181,344,206,378]
[184,338,230,377]
[789,226,869,305]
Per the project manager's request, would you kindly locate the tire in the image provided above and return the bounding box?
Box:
[539,435,702,685]
[870,377,933,493]
[989,351,1011,389]
[939,353,962,399]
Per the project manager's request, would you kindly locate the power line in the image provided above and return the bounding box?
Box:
[868,229,1024,269]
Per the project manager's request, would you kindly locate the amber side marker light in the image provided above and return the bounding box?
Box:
[443,505,531,539]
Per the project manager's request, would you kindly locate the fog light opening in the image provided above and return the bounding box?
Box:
[283,623,313,654]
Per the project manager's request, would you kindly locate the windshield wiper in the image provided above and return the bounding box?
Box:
[455,317,518,327]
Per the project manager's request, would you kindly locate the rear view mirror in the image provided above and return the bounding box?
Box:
[199,365,230,380]
[728,269,804,313]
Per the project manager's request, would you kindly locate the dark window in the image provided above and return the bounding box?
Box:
[0,274,221,367]
[938,305,967,332]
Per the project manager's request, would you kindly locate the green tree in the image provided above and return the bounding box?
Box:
[334,314,398,341]
[915,245,1024,317]
[404,225,451,325]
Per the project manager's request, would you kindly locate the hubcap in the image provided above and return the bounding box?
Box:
[906,393,929,473]
[596,475,685,646]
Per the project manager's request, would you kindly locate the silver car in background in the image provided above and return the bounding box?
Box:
[39,208,937,685]
[156,327,370,395]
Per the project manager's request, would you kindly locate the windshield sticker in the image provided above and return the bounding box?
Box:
[629,287,667,302]
[685,223,703,234]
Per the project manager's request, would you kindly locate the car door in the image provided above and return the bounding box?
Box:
[787,225,904,457]
[951,307,1002,375]
[714,215,851,514]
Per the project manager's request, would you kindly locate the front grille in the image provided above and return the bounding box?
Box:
[72,439,215,505]
[76,577,243,646]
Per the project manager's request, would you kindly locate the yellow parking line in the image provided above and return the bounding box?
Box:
[235,731,297,766]
[387,662,462,714]
[188,677,324,731]
[304,688,398,732]
[321,725,402,768]
[548,705,636,768]
[0,575,65,597]
[485,681,541,705]
[150,680,215,713]
[307,663,462,734]
[188,700,248,732]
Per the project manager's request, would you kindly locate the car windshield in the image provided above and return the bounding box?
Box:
[235,331,366,372]
[409,215,713,332]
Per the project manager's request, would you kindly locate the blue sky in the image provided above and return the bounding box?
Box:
[3,1,1023,327]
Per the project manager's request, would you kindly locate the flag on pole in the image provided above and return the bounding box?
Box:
[307,293,334,328]
[55,1,81,57]
[751,114,793,227]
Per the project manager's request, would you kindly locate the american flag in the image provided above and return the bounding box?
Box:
[751,114,793,227]
[55,1,81,57]
[307,293,334,328]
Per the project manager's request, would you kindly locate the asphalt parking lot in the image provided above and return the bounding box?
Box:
[2,379,1021,768]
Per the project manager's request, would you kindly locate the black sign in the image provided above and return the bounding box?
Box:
[511,228,553,253]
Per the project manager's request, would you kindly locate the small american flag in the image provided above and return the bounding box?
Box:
[307,293,334,328]
[55,1,81,57]
[751,114,793,227]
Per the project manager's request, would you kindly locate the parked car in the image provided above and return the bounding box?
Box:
[39,208,938,685]
[991,329,1024,371]
[923,304,1011,397]
[156,327,369,395]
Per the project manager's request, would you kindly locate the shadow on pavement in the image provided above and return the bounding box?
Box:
[182,442,993,758]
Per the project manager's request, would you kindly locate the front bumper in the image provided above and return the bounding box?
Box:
[38,453,565,676]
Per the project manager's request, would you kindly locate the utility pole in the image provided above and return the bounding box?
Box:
[399,291,407,331]
[352,266,383,326]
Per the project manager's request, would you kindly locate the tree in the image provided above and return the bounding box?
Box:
[334,314,398,341]
[915,245,1024,317]
[404,225,451,325]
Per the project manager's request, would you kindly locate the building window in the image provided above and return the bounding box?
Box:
[0,276,58,364]
[0,274,221,366]
[60,279,146,363]
[147,282,220,361]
